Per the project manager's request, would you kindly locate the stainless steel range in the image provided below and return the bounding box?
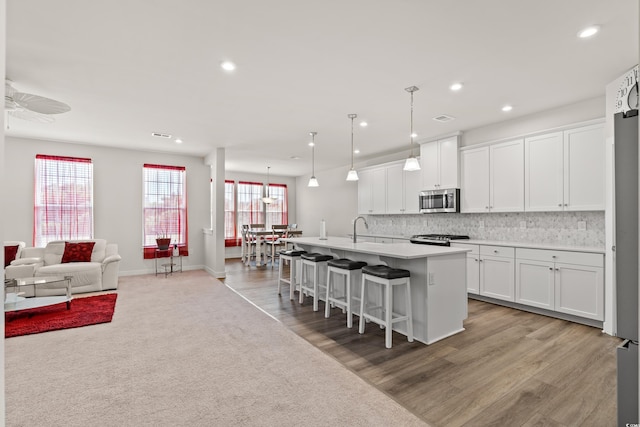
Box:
[409,234,470,246]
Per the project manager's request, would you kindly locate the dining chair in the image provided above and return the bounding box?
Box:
[265,224,289,268]
[240,225,256,265]
[248,224,267,265]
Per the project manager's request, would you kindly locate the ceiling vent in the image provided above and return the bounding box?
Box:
[151,132,172,138]
[432,114,455,123]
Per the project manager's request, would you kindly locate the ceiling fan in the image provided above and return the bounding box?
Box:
[5,79,71,124]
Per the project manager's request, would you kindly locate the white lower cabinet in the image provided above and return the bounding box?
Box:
[479,245,515,302]
[454,243,604,323]
[450,243,479,294]
[515,259,555,310]
[515,248,604,321]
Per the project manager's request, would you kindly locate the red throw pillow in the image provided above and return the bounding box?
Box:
[61,242,96,263]
[4,245,20,267]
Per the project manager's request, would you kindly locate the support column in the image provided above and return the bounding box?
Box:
[204,148,226,278]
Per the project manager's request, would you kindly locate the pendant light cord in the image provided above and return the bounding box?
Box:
[405,86,419,157]
[348,113,357,168]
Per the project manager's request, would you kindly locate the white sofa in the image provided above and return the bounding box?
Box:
[5,239,121,295]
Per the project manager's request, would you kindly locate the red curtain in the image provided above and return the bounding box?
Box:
[34,154,93,247]
[142,164,189,259]
[224,180,238,247]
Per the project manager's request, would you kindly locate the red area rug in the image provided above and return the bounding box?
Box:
[5,293,117,338]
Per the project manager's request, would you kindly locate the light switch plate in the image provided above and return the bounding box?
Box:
[578,221,587,230]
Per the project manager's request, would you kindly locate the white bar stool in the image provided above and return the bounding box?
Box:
[299,253,334,311]
[277,249,306,300]
[358,265,414,349]
[325,258,367,328]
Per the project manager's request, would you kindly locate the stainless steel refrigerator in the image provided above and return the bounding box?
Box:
[614,109,639,427]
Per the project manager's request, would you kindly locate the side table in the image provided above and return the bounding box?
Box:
[154,249,183,277]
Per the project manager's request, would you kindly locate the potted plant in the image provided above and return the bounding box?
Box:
[156,230,171,250]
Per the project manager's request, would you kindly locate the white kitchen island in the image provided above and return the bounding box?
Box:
[282,236,471,345]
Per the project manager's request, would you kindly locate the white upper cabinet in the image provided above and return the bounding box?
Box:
[490,139,524,212]
[524,123,605,211]
[357,168,374,215]
[420,136,459,190]
[386,163,405,214]
[460,146,490,213]
[563,124,605,211]
[524,132,564,211]
[461,139,523,212]
[403,168,422,213]
[358,168,387,215]
[370,167,387,214]
[358,161,421,215]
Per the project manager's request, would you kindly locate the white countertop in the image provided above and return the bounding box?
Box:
[451,239,605,254]
[282,236,470,259]
[346,233,412,240]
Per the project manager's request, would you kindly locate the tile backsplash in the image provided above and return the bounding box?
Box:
[365,211,605,248]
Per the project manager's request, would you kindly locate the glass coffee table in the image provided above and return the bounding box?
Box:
[4,276,73,312]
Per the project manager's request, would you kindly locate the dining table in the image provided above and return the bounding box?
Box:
[245,228,302,266]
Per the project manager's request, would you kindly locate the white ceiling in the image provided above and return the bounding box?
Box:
[5,0,639,177]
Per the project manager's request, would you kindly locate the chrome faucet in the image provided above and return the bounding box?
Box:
[353,216,368,243]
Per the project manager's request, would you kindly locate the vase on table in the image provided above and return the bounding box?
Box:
[156,238,171,250]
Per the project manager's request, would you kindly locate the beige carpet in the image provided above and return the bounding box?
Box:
[5,270,427,426]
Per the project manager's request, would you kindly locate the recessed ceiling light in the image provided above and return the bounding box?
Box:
[359,121,368,127]
[308,142,314,147]
[578,26,600,38]
[450,82,463,91]
[411,132,418,138]
[175,138,183,144]
[289,155,301,160]
[354,149,360,154]
[502,105,513,112]
[221,61,236,71]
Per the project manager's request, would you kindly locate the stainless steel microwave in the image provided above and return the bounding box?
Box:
[419,188,460,213]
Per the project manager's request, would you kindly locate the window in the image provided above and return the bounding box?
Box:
[223,180,288,247]
[143,164,188,259]
[236,181,265,240]
[34,154,93,247]
[224,180,237,247]
[265,183,288,228]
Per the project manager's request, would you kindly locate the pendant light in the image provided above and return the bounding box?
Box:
[308,132,319,187]
[403,85,421,171]
[262,166,274,204]
[346,113,359,181]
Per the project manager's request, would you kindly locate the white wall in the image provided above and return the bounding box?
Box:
[295,164,359,237]
[461,96,605,147]
[1,0,7,419]
[4,137,210,275]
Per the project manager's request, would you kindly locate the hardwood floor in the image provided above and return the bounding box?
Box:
[223,258,621,427]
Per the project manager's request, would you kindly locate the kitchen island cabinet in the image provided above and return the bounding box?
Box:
[282,236,470,345]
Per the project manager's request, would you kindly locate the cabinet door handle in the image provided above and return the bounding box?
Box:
[555,268,560,271]
[564,204,568,207]
[551,255,556,259]
[549,267,553,271]
[474,258,479,262]
[557,203,562,207]
[493,250,498,254]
